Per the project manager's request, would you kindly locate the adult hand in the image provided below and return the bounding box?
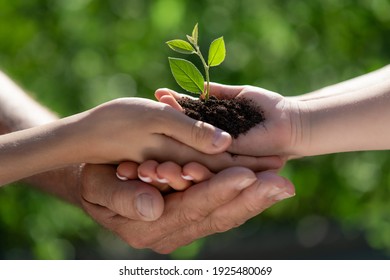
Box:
[80,163,294,253]
[155,85,305,158]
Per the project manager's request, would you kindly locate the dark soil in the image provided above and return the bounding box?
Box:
[177,96,265,138]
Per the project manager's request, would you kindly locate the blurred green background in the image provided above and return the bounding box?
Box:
[1,0,390,259]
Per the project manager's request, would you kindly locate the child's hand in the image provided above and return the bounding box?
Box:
[116,161,214,192]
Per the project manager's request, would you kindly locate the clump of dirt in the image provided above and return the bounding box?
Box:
[177,96,264,138]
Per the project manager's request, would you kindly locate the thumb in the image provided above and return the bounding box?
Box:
[81,164,164,221]
[155,88,232,154]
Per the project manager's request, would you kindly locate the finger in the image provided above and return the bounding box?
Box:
[156,161,191,191]
[147,134,283,172]
[155,89,184,111]
[155,86,243,100]
[155,88,193,101]
[81,164,164,221]
[137,160,158,183]
[209,171,295,229]
[116,161,139,181]
[149,167,259,253]
[182,162,214,183]
[175,167,257,227]
[154,89,233,154]
[155,105,233,154]
[138,160,172,192]
[154,171,295,253]
[159,95,183,111]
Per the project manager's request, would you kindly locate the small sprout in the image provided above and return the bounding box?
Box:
[166,23,226,100]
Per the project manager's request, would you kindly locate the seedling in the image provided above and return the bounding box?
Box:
[165,23,264,138]
[166,23,226,100]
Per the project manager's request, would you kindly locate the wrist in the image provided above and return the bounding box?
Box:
[53,112,92,164]
[284,99,311,157]
[23,163,85,207]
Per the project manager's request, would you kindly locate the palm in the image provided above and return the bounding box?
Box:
[224,87,294,157]
[155,85,296,158]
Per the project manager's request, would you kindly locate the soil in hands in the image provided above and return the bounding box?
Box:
[178,96,265,139]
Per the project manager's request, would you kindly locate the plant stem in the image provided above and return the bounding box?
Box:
[195,46,210,100]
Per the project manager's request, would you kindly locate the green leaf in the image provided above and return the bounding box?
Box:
[191,23,199,45]
[208,36,226,67]
[168,57,204,94]
[166,40,196,54]
[186,35,196,46]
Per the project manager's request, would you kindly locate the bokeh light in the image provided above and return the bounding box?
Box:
[1,0,390,259]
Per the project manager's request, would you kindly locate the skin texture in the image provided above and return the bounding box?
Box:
[156,64,390,158]
[0,70,293,253]
[155,86,302,158]
[91,64,390,252]
[81,164,294,253]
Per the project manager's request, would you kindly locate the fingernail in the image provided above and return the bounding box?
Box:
[274,191,295,201]
[181,174,194,181]
[116,172,129,181]
[213,129,231,148]
[136,193,155,219]
[138,174,153,183]
[156,176,169,184]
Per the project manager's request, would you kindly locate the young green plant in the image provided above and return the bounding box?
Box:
[166,23,226,100]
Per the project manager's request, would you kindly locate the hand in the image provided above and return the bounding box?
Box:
[155,84,305,158]
[74,97,283,171]
[80,163,295,254]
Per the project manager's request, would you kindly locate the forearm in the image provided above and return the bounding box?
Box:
[0,71,57,131]
[296,74,390,156]
[0,117,83,185]
[24,164,84,206]
[290,64,390,101]
[0,70,82,205]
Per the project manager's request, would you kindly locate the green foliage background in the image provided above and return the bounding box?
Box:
[1,0,390,259]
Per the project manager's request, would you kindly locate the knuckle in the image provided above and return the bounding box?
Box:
[191,121,211,146]
[243,199,262,214]
[241,189,267,215]
[206,185,235,206]
[214,189,232,204]
[181,208,205,224]
[110,186,131,215]
[238,199,269,220]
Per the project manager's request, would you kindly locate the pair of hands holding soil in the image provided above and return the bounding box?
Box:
[3,20,388,254]
[4,64,389,253]
[90,84,295,253]
[0,72,293,254]
[107,64,390,252]
[79,84,297,254]
[94,64,390,253]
